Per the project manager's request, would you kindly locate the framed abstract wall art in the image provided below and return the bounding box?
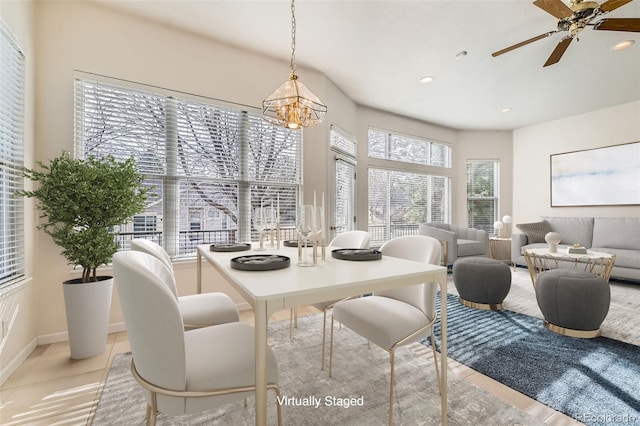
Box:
[550,141,640,207]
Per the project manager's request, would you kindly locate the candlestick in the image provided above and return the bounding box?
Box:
[276,193,281,249]
[321,191,325,241]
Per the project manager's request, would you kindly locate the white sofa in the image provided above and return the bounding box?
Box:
[511,216,640,282]
[418,223,488,267]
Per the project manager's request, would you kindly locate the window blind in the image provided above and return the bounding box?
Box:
[368,128,451,168]
[0,25,25,287]
[368,168,451,247]
[75,78,302,258]
[467,160,499,233]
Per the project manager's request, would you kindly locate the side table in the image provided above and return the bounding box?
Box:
[489,237,512,268]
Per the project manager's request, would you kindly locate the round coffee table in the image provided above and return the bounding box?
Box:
[524,248,615,286]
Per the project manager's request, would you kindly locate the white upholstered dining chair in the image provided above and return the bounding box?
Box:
[328,235,442,425]
[130,238,239,328]
[290,230,370,370]
[113,251,282,426]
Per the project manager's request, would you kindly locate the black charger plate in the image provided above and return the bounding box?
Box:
[210,243,252,252]
[331,249,382,261]
[230,255,291,271]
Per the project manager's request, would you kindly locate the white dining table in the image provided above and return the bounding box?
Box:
[197,244,449,425]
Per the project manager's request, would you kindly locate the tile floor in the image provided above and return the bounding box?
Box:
[0,306,583,426]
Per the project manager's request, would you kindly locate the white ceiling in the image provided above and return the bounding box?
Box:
[95,0,640,130]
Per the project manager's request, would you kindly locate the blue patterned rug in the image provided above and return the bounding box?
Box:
[424,293,640,426]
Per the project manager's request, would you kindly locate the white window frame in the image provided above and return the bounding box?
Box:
[467,159,500,234]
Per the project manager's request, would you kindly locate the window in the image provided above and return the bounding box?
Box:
[467,160,499,234]
[133,215,157,233]
[75,77,302,257]
[368,128,451,167]
[0,24,25,287]
[367,128,451,247]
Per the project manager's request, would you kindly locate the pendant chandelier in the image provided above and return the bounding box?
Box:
[262,0,327,129]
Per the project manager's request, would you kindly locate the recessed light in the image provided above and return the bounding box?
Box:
[455,51,468,60]
[501,108,512,113]
[419,76,434,84]
[612,40,635,51]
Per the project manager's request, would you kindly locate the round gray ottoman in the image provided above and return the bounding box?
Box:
[535,269,610,338]
[453,257,511,310]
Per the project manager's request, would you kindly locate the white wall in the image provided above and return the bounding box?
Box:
[0,0,37,382]
[513,101,640,224]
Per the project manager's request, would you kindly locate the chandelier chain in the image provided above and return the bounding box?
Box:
[290,0,297,75]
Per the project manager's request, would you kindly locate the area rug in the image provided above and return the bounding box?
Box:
[91,314,543,425]
[426,292,640,426]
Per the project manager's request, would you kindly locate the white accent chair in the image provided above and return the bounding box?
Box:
[329,235,442,425]
[290,230,370,370]
[113,251,281,426]
[130,239,239,328]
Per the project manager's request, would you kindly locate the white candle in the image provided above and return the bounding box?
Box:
[277,193,280,223]
[321,192,325,233]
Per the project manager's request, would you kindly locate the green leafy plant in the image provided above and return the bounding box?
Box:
[20,151,148,282]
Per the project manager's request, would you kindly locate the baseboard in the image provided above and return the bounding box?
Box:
[37,322,127,346]
[0,337,37,386]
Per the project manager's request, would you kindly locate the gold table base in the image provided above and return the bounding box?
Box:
[524,249,616,286]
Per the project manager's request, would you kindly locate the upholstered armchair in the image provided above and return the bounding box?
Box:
[418,222,489,266]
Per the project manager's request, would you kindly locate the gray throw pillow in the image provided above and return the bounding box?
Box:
[516,221,551,243]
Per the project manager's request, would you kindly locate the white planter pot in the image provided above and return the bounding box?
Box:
[63,276,114,360]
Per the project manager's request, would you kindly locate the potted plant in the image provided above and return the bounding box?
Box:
[21,151,148,359]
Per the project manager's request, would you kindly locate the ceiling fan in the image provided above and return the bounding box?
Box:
[492,0,640,67]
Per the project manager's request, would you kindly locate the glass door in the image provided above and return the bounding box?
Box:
[331,155,356,240]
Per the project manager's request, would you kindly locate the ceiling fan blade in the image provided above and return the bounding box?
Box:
[533,0,573,19]
[543,37,573,67]
[595,18,640,31]
[598,0,633,13]
[492,32,556,57]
